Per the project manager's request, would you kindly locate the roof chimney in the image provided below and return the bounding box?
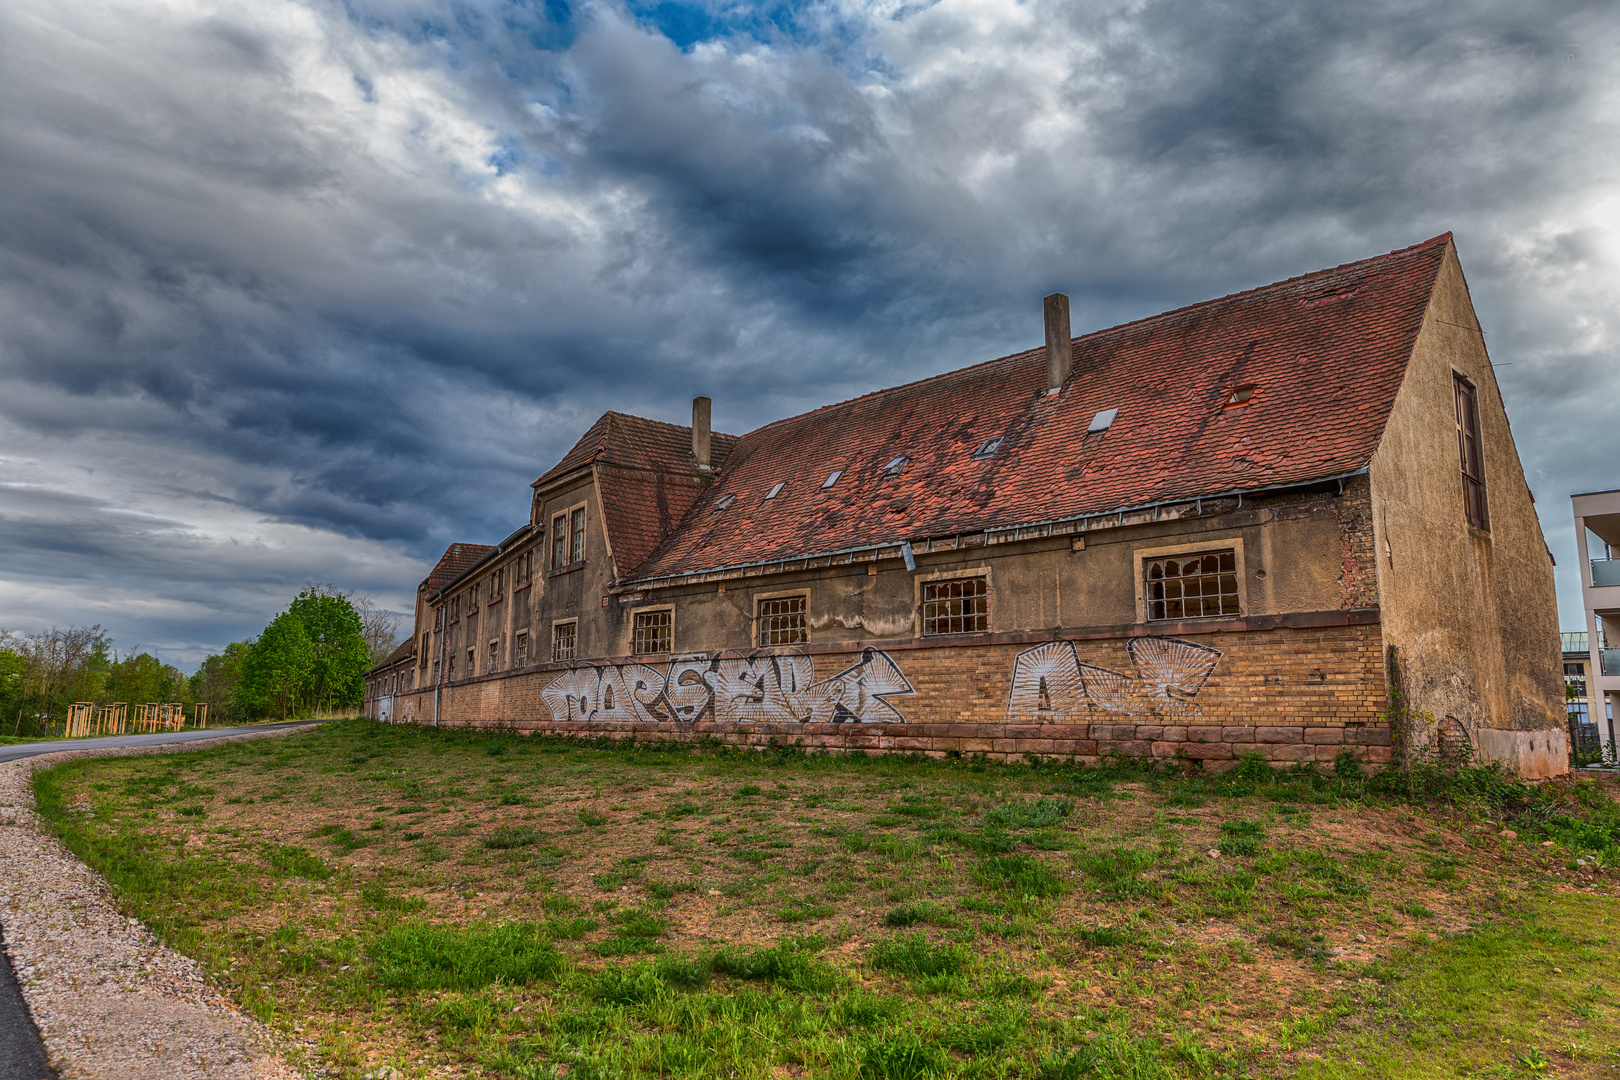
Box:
[1043,292,1072,394]
[692,396,712,470]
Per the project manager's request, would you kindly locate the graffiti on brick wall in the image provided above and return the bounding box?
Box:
[541,647,915,725]
[1006,636,1221,720]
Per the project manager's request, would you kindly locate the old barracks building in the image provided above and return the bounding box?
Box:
[366,234,1568,777]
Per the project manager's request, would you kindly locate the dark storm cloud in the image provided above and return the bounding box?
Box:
[1,0,1615,666]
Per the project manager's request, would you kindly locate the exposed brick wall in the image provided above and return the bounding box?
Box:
[388,621,1390,770]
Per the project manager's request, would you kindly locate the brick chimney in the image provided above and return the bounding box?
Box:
[1044,292,1072,393]
[692,396,712,470]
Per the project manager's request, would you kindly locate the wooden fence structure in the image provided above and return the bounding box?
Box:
[56,702,208,737]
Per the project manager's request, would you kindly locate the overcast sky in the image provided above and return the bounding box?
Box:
[1,0,1616,669]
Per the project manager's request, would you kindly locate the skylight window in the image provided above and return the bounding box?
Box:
[883,456,908,476]
[972,437,1003,459]
[1088,408,1119,433]
[821,470,843,489]
[713,494,736,511]
[1225,386,1255,407]
[764,482,785,500]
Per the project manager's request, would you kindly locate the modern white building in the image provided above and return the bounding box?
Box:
[1572,488,1620,760]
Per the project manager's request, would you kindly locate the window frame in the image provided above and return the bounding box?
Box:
[913,567,992,638]
[552,619,578,663]
[1453,374,1489,530]
[550,500,589,571]
[753,589,810,647]
[630,605,675,656]
[1134,538,1246,623]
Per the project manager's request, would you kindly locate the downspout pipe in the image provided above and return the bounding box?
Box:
[432,605,445,728]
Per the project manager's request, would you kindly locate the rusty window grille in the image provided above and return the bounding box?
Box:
[757,595,807,645]
[552,622,576,663]
[633,610,673,655]
[570,507,586,563]
[922,577,988,635]
[1145,550,1239,620]
[1454,376,1488,529]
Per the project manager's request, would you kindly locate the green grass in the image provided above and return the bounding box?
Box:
[27,720,1620,1080]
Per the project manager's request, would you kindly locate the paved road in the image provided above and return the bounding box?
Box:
[0,718,331,1078]
[0,927,52,1080]
[0,719,332,765]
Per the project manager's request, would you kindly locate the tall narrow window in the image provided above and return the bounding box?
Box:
[570,507,586,562]
[515,630,529,667]
[633,610,673,655]
[757,596,808,645]
[1145,550,1239,620]
[1454,376,1488,529]
[488,639,499,672]
[552,513,568,568]
[552,622,576,662]
[922,577,989,635]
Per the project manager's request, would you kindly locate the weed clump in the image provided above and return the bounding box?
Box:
[869,932,969,978]
[370,922,567,991]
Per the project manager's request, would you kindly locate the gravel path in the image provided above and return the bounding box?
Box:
[0,725,332,1080]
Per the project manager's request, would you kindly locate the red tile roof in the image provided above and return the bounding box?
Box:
[623,234,1452,582]
[532,411,739,577]
[425,542,497,591]
[532,411,738,490]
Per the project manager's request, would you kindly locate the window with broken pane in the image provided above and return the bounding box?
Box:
[633,610,672,655]
[552,622,576,663]
[922,577,988,635]
[757,595,808,645]
[1145,550,1239,620]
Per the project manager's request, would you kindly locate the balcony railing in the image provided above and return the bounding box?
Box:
[1604,649,1620,678]
[1593,559,1620,587]
[1563,630,1608,654]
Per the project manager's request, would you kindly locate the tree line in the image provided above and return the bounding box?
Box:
[1,587,399,737]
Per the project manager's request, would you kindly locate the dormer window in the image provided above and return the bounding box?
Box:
[822,470,843,489]
[972,437,1003,459]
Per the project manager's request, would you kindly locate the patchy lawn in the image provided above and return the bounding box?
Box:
[33,721,1620,1080]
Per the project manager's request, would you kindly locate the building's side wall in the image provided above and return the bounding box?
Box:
[1368,242,1567,775]
[392,483,1394,767]
[388,621,1390,767]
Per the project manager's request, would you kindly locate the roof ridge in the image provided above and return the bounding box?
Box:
[732,233,1453,443]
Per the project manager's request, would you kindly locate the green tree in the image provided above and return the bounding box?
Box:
[235,611,316,720]
[287,588,371,713]
[107,652,188,707]
[0,646,25,736]
[190,641,251,720]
